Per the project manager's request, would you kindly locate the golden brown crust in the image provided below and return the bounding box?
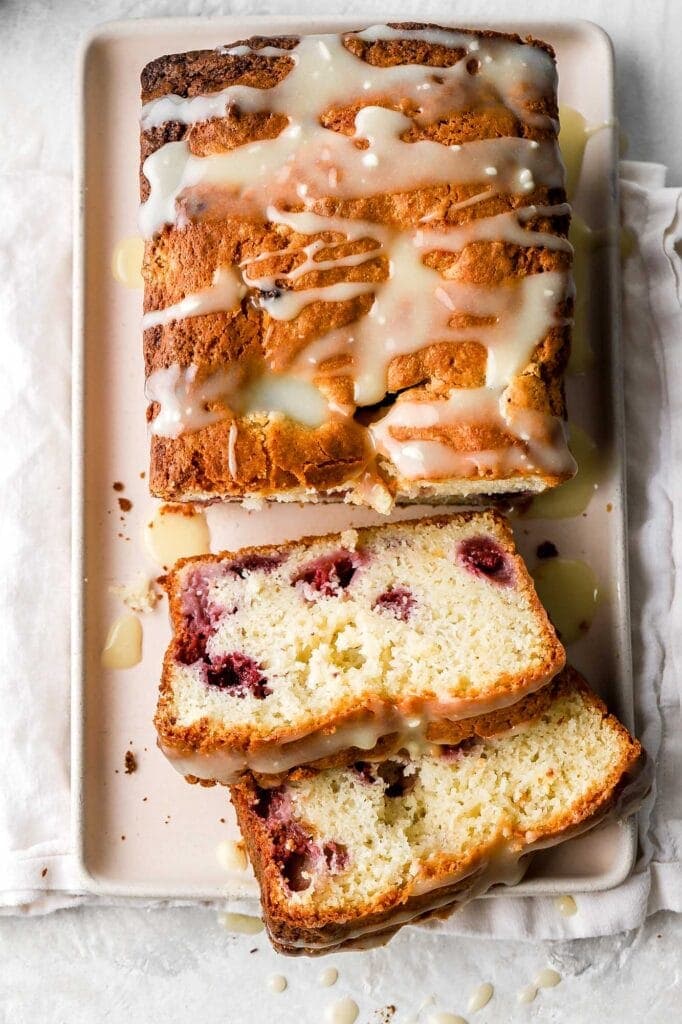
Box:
[140,25,572,505]
[230,668,648,955]
[154,512,565,776]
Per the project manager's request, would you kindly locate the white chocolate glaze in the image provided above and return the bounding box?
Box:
[531,558,599,644]
[259,279,376,321]
[144,211,571,481]
[147,364,332,437]
[227,421,239,480]
[217,912,264,934]
[525,422,599,518]
[141,127,561,239]
[144,28,556,132]
[142,266,245,329]
[237,373,330,426]
[146,364,240,438]
[111,236,144,288]
[161,667,557,785]
[324,996,359,1024]
[467,982,493,1012]
[144,505,210,570]
[555,893,577,916]
[287,238,569,408]
[140,28,562,237]
[217,44,293,58]
[535,968,561,988]
[243,234,382,286]
[558,105,614,200]
[414,204,572,254]
[101,614,142,669]
[140,28,572,492]
[370,387,575,482]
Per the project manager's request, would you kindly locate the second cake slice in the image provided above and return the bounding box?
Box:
[231,669,647,954]
[156,512,564,783]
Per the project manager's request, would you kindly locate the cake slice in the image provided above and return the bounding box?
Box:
[140,24,574,512]
[231,669,648,955]
[155,512,564,783]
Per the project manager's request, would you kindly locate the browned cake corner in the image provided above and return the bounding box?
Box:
[230,668,648,955]
[154,512,565,785]
[139,25,575,512]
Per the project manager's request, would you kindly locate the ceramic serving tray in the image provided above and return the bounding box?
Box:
[72,16,634,901]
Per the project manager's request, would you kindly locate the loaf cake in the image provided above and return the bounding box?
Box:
[231,669,648,954]
[139,24,575,512]
[155,512,564,783]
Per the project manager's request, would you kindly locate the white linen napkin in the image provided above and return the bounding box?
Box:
[1,157,680,935]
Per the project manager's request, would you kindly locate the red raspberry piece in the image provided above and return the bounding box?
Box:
[292,549,365,598]
[373,586,415,621]
[457,536,514,586]
[204,652,271,699]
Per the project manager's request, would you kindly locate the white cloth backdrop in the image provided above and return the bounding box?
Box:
[0,0,680,939]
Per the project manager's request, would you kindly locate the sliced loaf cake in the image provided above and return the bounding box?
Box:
[156,512,564,783]
[231,668,648,954]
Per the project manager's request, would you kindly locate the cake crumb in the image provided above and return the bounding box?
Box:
[140,471,146,479]
[340,528,359,551]
[124,750,137,774]
[113,481,124,492]
[372,1007,396,1023]
[121,835,126,841]
[160,501,200,518]
[41,867,48,878]
[606,502,613,512]
[536,540,558,559]
[110,575,159,613]
[118,497,133,512]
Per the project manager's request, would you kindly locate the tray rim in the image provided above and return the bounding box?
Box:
[70,14,636,900]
